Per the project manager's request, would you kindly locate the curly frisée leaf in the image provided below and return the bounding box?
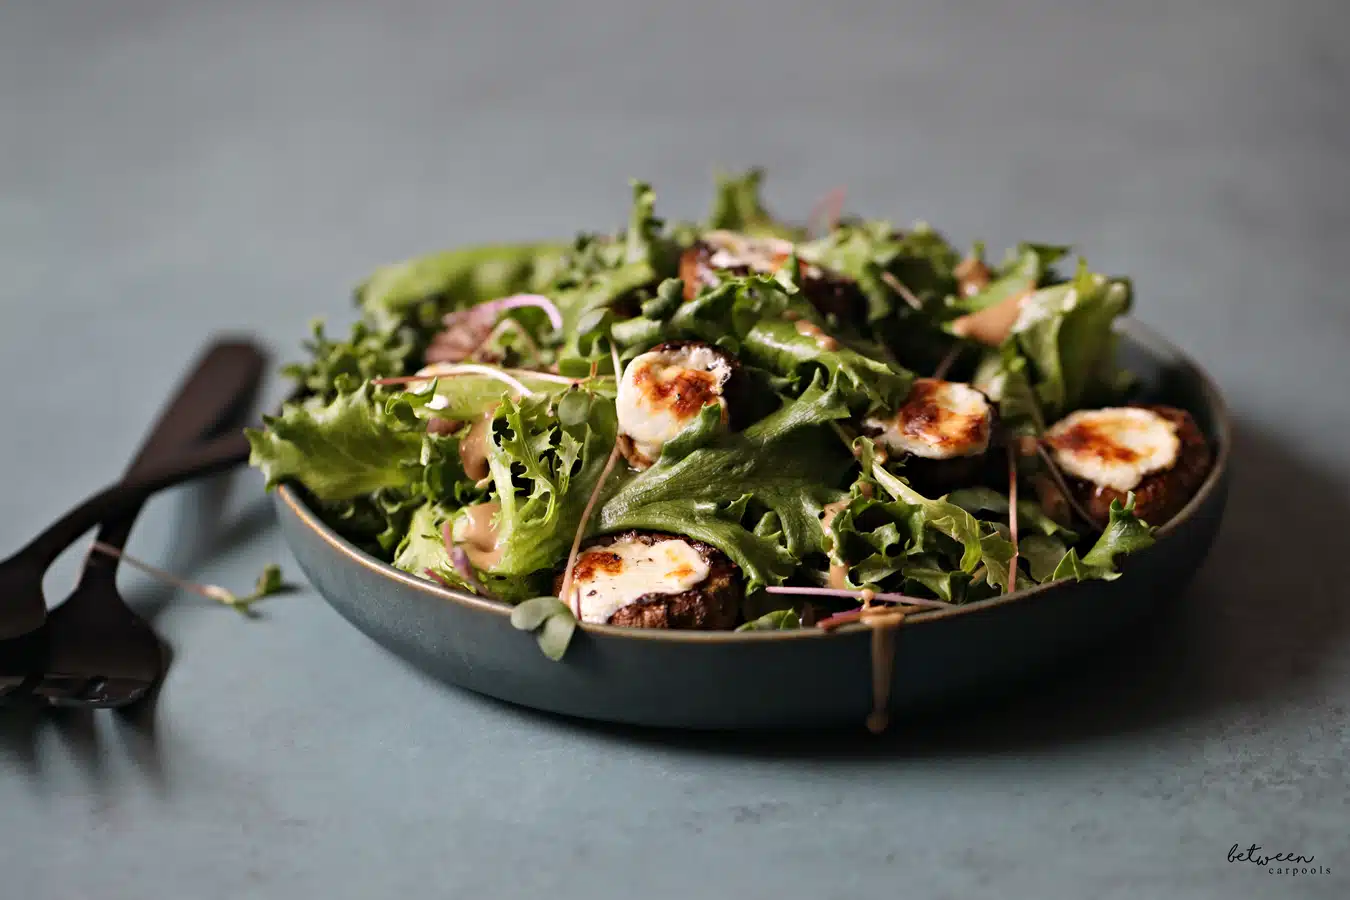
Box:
[857,438,985,573]
[283,319,418,402]
[392,503,455,578]
[475,391,620,576]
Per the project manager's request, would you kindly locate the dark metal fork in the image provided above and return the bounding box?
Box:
[0,339,265,707]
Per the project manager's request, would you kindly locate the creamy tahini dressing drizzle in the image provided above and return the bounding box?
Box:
[814,483,906,734]
[457,501,504,569]
[458,412,493,481]
[862,607,906,734]
[949,286,1032,347]
[818,498,853,590]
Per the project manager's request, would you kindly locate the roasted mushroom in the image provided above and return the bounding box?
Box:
[679,229,865,321]
[557,530,743,629]
[861,378,996,496]
[1043,404,1212,528]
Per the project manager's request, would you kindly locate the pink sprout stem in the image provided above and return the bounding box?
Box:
[764,586,949,611]
[880,271,924,311]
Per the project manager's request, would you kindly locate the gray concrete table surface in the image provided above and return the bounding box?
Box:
[2,1,1347,898]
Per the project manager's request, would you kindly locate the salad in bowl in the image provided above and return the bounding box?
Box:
[248,170,1214,672]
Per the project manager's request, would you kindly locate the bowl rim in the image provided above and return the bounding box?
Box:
[276,317,1231,644]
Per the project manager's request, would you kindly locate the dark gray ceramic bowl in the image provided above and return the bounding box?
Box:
[274,319,1230,730]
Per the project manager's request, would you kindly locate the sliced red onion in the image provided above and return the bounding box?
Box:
[488,294,564,331]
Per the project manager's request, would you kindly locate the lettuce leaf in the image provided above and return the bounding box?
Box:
[357,243,567,333]
[307,489,423,558]
[392,373,613,424]
[1051,496,1156,581]
[945,486,1078,541]
[551,182,681,364]
[972,343,1045,437]
[246,381,424,500]
[859,438,984,573]
[802,221,961,309]
[659,274,914,414]
[1012,260,1133,419]
[597,371,854,589]
[741,317,913,416]
[392,503,455,577]
[707,168,804,241]
[474,389,619,576]
[949,242,1069,315]
[854,438,1016,592]
[737,608,804,631]
[1019,533,1069,584]
[826,491,926,588]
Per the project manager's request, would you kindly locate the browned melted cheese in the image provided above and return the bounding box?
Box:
[616,344,733,469]
[1043,407,1181,492]
[568,535,711,624]
[632,362,721,420]
[866,379,993,460]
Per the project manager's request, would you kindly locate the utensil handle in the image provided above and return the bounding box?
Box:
[80,340,267,586]
[19,432,253,568]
